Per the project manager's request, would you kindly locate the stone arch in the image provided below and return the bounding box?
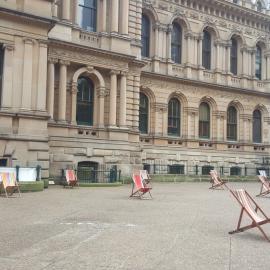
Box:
[140,86,156,104]
[168,91,188,108]
[199,96,218,112]
[142,5,159,24]
[72,66,105,88]
[169,14,190,32]
[254,103,269,118]
[228,32,246,46]
[227,100,244,114]
[201,24,220,40]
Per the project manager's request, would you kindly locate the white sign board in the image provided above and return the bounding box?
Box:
[18,168,37,182]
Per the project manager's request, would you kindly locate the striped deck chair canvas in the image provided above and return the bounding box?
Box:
[256,175,270,197]
[65,170,78,188]
[140,170,151,185]
[0,172,21,198]
[209,170,228,190]
[259,170,267,177]
[130,173,152,199]
[229,189,270,242]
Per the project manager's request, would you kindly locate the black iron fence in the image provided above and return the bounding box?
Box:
[143,164,270,177]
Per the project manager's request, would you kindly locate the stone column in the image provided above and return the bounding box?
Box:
[133,75,140,130]
[251,49,256,78]
[111,0,119,33]
[197,35,203,67]
[154,24,159,57]
[1,44,14,108]
[52,0,58,18]
[120,0,129,35]
[226,43,231,73]
[97,87,106,127]
[215,41,221,72]
[101,0,107,32]
[58,60,70,122]
[119,72,127,127]
[167,26,172,60]
[241,47,248,76]
[185,32,192,78]
[36,42,48,111]
[109,70,118,127]
[71,82,77,124]
[47,58,58,119]
[73,0,79,25]
[62,0,71,21]
[162,107,168,136]
[21,39,33,110]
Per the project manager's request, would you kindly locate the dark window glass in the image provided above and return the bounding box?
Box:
[76,77,94,126]
[0,45,4,106]
[230,167,241,176]
[168,98,181,136]
[227,106,237,141]
[171,23,182,64]
[230,38,238,75]
[199,102,210,139]
[168,164,184,174]
[253,110,262,143]
[257,1,262,12]
[78,0,97,32]
[0,158,7,167]
[141,15,150,57]
[202,30,211,70]
[202,165,214,175]
[139,93,149,134]
[233,0,238,3]
[256,45,262,80]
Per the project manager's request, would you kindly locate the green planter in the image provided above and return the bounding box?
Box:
[18,181,44,192]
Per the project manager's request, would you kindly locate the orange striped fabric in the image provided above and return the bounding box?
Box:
[1,172,16,189]
[235,189,264,223]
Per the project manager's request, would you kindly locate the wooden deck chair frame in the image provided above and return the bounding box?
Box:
[256,175,270,197]
[229,189,270,242]
[130,173,152,199]
[65,169,79,188]
[209,170,228,190]
[140,170,151,185]
[0,172,21,198]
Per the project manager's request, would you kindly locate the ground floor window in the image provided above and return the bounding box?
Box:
[230,167,241,176]
[202,165,214,175]
[168,164,184,174]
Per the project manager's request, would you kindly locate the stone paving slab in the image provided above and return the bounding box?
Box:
[0,182,270,270]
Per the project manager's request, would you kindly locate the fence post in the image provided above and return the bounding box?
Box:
[195,165,198,175]
[15,165,20,182]
[244,167,247,176]
[36,165,41,181]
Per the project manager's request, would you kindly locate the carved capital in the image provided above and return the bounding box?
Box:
[121,71,128,77]
[86,65,94,73]
[110,70,120,76]
[48,57,58,64]
[59,59,70,66]
[38,40,48,48]
[3,44,15,51]
[97,87,109,97]
[23,38,34,45]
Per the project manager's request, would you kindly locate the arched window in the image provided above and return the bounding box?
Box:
[76,77,94,126]
[139,93,149,134]
[0,45,4,106]
[78,0,97,32]
[230,38,238,75]
[199,102,210,139]
[168,98,181,136]
[171,23,182,64]
[253,110,262,143]
[233,0,238,3]
[227,106,237,141]
[257,1,262,12]
[141,14,150,57]
[202,30,211,70]
[255,45,262,80]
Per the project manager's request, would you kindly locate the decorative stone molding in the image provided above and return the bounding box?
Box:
[97,87,109,97]
[110,70,120,76]
[59,59,70,66]
[71,82,78,95]
[3,44,15,51]
[48,57,58,64]
[153,102,168,112]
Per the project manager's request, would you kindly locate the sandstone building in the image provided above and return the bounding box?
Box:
[0,0,270,180]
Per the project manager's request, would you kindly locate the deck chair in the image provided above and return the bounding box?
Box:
[140,170,151,185]
[259,170,267,177]
[0,172,21,198]
[130,173,152,199]
[229,189,270,242]
[256,175,270,197]
[209,170,228,190]
[65,169,78,188]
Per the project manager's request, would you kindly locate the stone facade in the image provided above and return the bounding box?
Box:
[0,0,270,179]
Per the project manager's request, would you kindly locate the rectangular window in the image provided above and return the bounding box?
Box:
[0,45,4,106]
[78,0,97,32]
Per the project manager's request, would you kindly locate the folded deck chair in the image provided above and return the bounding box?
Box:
[229,189,270,242]
[130,173,152,199]
[65,169,78,188]
[140,170,151,185]
[256,175,270,197]
[259,170,267,177]
[0,172,21,198]
[209,170,228,190]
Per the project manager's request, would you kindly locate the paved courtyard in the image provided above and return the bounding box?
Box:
[0,182,270,270]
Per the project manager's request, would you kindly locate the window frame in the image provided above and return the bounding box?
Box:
[168,98,181,137]
[139,92,149,134]
[78,0,97,32]
[199,102,211,139]
[255,45,262,80]
[141,14,151,58]
[202,30,211,70]
[253,109,262,143]
[76,77,95,126]
[171,22,182,64]
[230,38,238,75]
[227,106,237,141]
